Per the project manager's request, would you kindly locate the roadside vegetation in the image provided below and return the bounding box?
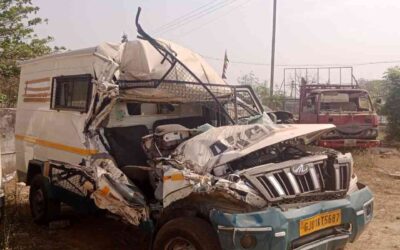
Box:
[0,0,64,107]
[237,71,285,110]
[381,67,400,142]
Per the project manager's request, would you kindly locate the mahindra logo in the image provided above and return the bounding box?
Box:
[291,164,310,175]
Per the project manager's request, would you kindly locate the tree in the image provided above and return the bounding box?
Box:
[0,0,62,106]
[237,71,260,86]
[237,71,285,110]
[358,78,389,114]
[382,66,400,141]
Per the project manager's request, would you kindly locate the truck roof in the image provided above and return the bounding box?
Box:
[19,47,97,66]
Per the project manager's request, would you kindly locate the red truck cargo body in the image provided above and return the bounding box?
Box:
[299,85,379,148]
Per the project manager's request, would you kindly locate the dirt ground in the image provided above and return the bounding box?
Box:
[1,148,400,250]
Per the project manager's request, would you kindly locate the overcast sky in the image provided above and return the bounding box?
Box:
[33,0,400,89]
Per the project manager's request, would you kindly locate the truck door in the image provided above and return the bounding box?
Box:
[299,94,318,123]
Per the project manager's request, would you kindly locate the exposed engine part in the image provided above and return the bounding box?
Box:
[228,139,310,172]
[142,124,193,158]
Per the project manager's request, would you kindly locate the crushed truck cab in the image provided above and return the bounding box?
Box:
[14,8,373,250]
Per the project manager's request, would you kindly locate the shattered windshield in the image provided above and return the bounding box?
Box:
[319,91,372,112]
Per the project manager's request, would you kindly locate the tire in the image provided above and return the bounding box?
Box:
[153,217,221,250]
[29,175,61,224]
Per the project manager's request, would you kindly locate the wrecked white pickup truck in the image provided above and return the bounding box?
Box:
[15,8,373,250]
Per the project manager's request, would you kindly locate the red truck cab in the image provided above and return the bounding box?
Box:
[299,84,380,148]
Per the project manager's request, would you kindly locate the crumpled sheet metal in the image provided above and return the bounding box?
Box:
[90,155,149,225]
[172,123,335,174]
[92,175,148,226]
[162,168,267,209]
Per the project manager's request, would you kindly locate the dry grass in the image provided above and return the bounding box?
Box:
[0,180,148,250]
[352,150,377,169]
[0,180,39,250]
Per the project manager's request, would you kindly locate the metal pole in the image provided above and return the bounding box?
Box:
[269,0,277,97]
[351,67,354,85]
[283,69,286,97]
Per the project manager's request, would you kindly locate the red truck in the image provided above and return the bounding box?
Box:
[299,83,380,148]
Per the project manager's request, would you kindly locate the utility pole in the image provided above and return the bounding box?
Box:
[269,0,277,97]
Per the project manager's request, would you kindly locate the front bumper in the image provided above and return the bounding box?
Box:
[319,139,380,148]
[210,184,373,250]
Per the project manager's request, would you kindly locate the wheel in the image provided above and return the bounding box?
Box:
[29,175,60,224]
[153,217,221,250]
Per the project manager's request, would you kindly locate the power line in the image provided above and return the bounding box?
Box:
[202,55,400,67]
[155,0,239,35]
[150,0,222,33]
[155,0,241,35]
[352,60,400,66]
[179,0,254,38]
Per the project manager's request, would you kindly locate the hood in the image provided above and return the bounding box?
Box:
[172,123,335,174]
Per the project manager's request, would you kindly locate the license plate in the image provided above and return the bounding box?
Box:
[299,210,342,236]
[344,139,357,146]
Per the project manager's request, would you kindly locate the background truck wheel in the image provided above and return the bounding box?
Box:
[29,175,60,224]
[153,217,221,250]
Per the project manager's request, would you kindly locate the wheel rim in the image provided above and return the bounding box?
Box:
[32,188,45,219]
[164,237,196,250]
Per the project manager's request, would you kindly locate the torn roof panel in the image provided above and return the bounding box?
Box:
[117,39,225,84]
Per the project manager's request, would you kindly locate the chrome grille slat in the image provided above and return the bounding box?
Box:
[334,164,341,190]
[257,176,275,197]
[275,172,290,195]
[309,166,321,190]
[340,165,344,189]
[267,175,285,196]
[303,174,311,191]
[297,175,306,192]
[285,171,301,194]
[316,163,325,188]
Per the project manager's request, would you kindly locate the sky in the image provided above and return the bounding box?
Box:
[33,0,400,91]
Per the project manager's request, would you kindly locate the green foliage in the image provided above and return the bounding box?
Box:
[0,0,60,106]
[382,66,400,141]
[358,78,389,115]
[237,71,285,110]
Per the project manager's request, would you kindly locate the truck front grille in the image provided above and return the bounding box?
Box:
[242,155,351,203]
